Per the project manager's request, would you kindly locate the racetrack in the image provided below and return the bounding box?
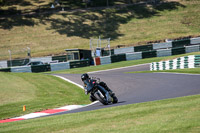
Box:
[52,64,200,116]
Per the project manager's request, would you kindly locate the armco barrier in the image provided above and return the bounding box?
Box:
[111,54,126,63]
[100,56,111,65]
[151,55,200,71]
[134,44,153,52]
[153,42,172,50]
[190,37,200,45]
[172,39,190,47]
[69,60,90,68]
[114,47,134,55]
[157,49,172,57]
[185,45,200,53]
[11,66,32,73]
[126,52,142,61]
[50,62,70,71]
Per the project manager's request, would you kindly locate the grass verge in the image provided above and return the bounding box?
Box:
[0,72,89,120]
[0,94,199,133]
[47,52,200,74]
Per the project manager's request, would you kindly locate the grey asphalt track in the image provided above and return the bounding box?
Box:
[52,63,200,116]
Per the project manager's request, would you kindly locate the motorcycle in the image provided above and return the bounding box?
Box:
[83,77,118,105]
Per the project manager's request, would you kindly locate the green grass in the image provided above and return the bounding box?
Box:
[127,67,200,74]
[0,0,200,60]
[0,72,89,120]
[0,94,199,133]
[47,52,200,74]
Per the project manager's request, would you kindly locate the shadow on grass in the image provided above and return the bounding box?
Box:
[0,1,185,40]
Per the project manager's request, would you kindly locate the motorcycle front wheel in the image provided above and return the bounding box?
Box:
[94,91,108,105]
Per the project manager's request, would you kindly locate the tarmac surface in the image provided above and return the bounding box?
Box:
[52,63,200,116]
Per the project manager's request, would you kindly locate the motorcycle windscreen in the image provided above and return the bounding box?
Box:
[83,79,94,92]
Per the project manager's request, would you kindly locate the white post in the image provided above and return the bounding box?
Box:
[108,38,111,56]
[27,47,31,58]
[8,50,12,67]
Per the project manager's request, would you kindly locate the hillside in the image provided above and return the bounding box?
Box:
[0,0,200,60]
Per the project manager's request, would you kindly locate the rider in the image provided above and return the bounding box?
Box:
[81,73,115,102]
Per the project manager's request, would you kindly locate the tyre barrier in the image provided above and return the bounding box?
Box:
[0,59,90,73]
[113,37,200,54]
[95,45,200,66]
[1,37,200,69]
[150,55,200,71]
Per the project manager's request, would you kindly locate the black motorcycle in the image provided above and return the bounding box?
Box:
[83,77,118,105]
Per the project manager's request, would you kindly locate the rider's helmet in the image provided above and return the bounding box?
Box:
[81,73,89,81]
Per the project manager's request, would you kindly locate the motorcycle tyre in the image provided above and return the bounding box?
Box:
[90,95,97,102]
[112,95,118,104]
[94,92,108,105]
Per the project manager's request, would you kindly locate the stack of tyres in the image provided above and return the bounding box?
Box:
[134,44,153,52]
[7,59,29,67]
[126,52,142,61]
[50,62,70,71]
[157,49,172,57]
[111,54,126,63]
[31,64,51,73]
[142,50,157,59]
[153,42,172,50]
[169,60,173,69]
[52,55,67,62]
[172,47,185,55]
[102,49,114,56]
[102,50,110,56]
[195,55,200,67]
[176,57,188,69]
[172,39,190,47]
[114,47,134,55]
[100,56,111,65]
[185,45,200,53]
[0,68,11,72]
[69,59,90,68]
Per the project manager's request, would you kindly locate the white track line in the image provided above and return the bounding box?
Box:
[154,72,200,76]
[88,63,150,74]
[54,75,84,89]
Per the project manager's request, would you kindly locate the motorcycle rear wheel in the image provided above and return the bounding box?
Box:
[112,95,118,104]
